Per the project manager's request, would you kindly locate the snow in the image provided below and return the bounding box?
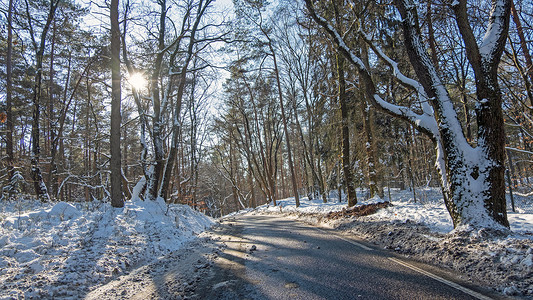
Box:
[251,188,532,235]
[0,197,214,299]
[479,0,506,58]
[2,187,531,297]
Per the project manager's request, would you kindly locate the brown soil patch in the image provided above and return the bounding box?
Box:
[325,202,391,219]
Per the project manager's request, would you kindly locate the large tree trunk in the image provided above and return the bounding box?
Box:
[110,0,123,207]
[333,2,357,207]
[400,0,510,228]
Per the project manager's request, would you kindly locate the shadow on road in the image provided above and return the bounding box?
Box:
[198,214,488,300]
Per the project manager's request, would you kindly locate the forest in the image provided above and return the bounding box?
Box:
[1,0,532,228]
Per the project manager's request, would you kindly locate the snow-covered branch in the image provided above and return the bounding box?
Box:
[395,0,471,149]
[360,32,432,114]
[479,0,510,64]
[304,0,439,139]
[506,147,533,156]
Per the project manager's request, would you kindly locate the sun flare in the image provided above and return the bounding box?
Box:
[128,73,147,90]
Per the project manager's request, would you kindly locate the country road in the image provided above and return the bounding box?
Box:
[198,214,504,300]
[86,214,508,300]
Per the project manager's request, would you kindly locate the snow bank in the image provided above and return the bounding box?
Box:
[248,188,532,235]
[0,198,214,299]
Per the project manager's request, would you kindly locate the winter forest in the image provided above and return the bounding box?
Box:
[1,0,533,298]
[2,0,532,226]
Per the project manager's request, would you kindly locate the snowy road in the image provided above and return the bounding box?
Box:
[198,214,505,300]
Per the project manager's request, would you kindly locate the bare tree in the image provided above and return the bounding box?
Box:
[237,0,301,206]
[160,0,214,200]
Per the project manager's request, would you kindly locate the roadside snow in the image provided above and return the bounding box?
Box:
[243,188,533,297]
[252,188,533,235]
[0,197,214,299]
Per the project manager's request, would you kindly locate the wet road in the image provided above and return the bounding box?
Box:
[199,214,501,300]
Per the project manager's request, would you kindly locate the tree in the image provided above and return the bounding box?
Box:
[121,0,224,202]
[274,5,330,202]
[160,0,215,201]
[218,65,284,206]
[110,0,123,207]
[6,0,14,181]
[510,0,533,106]
[305,0,511,229]
[234,0,301,206]
[333,2,357,206]
[25,0,61,202]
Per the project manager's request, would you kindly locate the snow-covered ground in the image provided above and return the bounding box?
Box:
[0,197,214,299]
[239,188,533,297]
[248,188,533,235]
[1,188,531,298]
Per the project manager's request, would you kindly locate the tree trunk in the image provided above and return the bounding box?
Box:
[413,0,509,228]
[271,45,300,207]
[6,0,14,180]
[336,53,357,207]
[359,41,383,199]
[46,19,56,194]
[110,0,123,207]
[84,75,90,202]
[146,0,167,201]
[249,170,256,208]
[426,0,439,70]
[361,100,383,199]
[510,0,533,106]
[315,143,327,203]
[27,0,60,202]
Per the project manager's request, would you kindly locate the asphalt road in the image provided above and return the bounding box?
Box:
[198,214,503,300]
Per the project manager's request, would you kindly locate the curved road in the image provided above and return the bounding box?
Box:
[198,214,503,300]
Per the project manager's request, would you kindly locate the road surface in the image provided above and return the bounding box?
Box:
[197,214,503,300]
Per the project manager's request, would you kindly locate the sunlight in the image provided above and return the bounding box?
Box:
[128,72,147,90]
